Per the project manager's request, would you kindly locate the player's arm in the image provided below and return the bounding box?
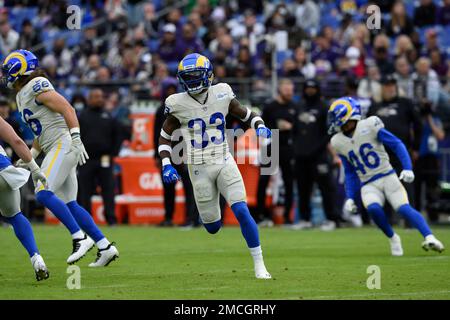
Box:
[36,90,79,129]
[158,114,181,184]
[370,116,414,183]
[36,90,89,165]
[377,128,414,182]
[228,98,271,138]
[0,117,47,187]
[16,139,41,168]
[30,139,41,158]
[339,154,361,214]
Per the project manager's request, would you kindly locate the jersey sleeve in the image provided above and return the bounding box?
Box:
[225,83,236,100]
[28,77,55,97]
[377,128,412,171]
[164,97,173,116]
[330,135,342,154]
[339,155,361,200]
[367,116,385,137]
[219,83,236,102]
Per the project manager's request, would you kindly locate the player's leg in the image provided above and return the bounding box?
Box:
[294,157,314,228]
[188,164,221,233]
[161,177,176,226]
[279,155,294,224]
[98,164,117,225]
[217,157,271,279]
[58,167,119,266]
[35,140,84,238]
[385,174,444,253]
[37,139,96,263]
[77,158,97,218]
[0,176,49,281]
[315,159,340,230]
[361,181,402,256]
[179,164,199,226]
[256,172,271,223]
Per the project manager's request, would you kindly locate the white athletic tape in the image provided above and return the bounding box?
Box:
[158,144,172,154]
[160,129,172,140]
[242,108,252,122]
[250,116,263,129]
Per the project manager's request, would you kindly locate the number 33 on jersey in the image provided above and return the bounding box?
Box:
[164,82,235,164]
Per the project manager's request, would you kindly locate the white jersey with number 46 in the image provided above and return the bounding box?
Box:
[165,83,236,165]
[15,76,69,154]
[331,116,395,184]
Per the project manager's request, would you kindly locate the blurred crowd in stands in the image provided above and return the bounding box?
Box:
[0,0,450,227]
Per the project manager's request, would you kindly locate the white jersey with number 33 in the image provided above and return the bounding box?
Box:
[165,83,236,165]
[15,76,69,154]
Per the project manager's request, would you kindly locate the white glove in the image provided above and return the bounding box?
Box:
[399,170,415,183]
[16,147,40,168]
[343,199,358,215]
[27,159,48,189]
[70,128,89,166]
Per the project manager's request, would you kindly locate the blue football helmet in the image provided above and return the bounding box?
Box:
[177,53,213,94]
[327,97,361,134]
[2,49,39,89]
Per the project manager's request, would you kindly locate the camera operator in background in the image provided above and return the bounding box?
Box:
[292,79,342,231]
[257,78,297,226]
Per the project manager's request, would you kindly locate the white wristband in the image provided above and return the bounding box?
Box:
[160,129,172,140]
[250,116,263,129]
[158,144,172,155]
[162,158,171,166]
[26,159,40,172]
[30,148,40,159]
[69,127,80,135]
[242,108,252,122]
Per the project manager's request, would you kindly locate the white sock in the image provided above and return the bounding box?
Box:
[96,238,110,250]
[390,233,399,240]
[425,234,436,242]
[249,246,264,265]
[72,230,84,240]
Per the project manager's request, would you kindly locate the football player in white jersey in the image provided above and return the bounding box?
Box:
[329,97,444,256]
[158,53,272,279]
[0,116,49,281]
[2,49,118,266]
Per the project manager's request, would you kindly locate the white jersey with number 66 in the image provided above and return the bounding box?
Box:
[15,76,69,154]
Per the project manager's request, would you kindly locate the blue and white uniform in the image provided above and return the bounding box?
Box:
[331,116,412,210]
[165,83,246,224]
[329,97,443,253]
[0,145,30,217]
[15,77,78,202]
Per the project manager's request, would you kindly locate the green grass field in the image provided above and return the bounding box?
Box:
[0,225,449,300]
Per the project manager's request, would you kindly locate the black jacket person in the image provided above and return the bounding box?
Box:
[293,79,341,229]
[78,89,122,225]
[257,78,297,224]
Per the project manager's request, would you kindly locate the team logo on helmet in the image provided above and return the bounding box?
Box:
[1,49,39,89]
[327,97,361,134]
